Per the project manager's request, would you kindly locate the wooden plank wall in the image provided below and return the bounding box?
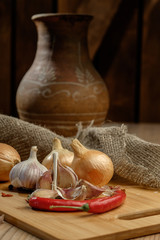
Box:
[92,0,140,122]
[0,0,12,115]
[0,0,56,117]
[0,0,160,123]
[140,0,160,122]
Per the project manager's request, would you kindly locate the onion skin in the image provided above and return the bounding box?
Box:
[42,138,74,169]
[0,143,21,181]
[71,139,114,187]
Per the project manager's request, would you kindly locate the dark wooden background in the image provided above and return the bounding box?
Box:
[0,0,159,123]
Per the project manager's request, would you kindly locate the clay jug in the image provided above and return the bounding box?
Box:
[16,13,109,137]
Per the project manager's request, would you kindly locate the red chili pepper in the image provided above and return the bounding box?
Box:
[28,188,126,213]
[1,192,13,197]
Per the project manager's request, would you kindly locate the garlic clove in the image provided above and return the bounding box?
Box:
[36,170,52,190]
[9,146,48,189]
[36,160,78,190]
[78,179,105,199]
[57,162,78,188]
[57,185,87,200]
[42,138,74,169]
[102,185,118,197]
[30,189,58,199]
[0,143,21,181]
[71,139,114,187]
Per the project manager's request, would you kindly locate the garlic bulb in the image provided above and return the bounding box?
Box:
[71,139,114,187]
[0,143,21,181]
[42,138,74,169]
[9,146,47,189]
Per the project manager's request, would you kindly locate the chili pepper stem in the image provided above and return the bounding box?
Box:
[49,203,90,212]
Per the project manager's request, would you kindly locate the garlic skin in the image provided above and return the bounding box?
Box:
[78,179,105,199]
[71,139,114,187]
[57,185,87,200]
[36,162,78,190]
[0,143,21,181]
[57,162,78,188]
[42,138,74,169]
[30,189,58,199]
[36,170,52,189]
[9,146,47,189]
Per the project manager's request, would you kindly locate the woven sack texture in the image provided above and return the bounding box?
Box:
[0,114,160,188]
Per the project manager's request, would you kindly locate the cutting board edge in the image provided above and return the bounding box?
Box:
[1,182,160,240]
[2,208,160,240]
[0,209,61,240]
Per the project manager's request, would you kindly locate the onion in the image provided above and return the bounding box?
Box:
[71,139,114,187]
[0,143,21,181]
[42,138,74,169]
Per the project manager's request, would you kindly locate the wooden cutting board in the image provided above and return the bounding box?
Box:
[1,179,160,240]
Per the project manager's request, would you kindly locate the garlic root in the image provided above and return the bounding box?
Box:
[71,139,114,187]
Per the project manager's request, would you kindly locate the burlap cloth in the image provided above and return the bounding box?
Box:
[1,114,160,189]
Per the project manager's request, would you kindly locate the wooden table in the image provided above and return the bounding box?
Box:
[1,123,160,240]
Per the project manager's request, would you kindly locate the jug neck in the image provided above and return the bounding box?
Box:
[32,14,92,60]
